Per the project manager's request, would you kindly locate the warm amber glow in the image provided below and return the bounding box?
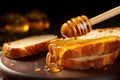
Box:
[45,22,50,29]
[5,24,29,32]
[23,24,29,32]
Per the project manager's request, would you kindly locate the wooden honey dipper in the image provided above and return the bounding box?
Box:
[61,6,120,38]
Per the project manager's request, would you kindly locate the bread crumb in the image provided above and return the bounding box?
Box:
[35,67,41,72]
[44,65,48,69]
[10,63,14,67]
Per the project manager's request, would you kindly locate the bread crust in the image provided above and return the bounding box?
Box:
[61,49,120,70]
[46,49,120,70]
[2,35,58,58]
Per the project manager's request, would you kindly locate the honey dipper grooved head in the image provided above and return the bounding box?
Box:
[61,15,92,38]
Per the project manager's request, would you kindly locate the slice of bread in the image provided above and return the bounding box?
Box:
[46,27,120,70]
[61,49,120,70]
[2,34,58,59]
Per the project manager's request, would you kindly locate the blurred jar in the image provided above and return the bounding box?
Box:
[25,10,50,32]
[0,13,29,33]
[0,10,50,46]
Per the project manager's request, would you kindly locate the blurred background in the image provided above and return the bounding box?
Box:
[0,0,119,46]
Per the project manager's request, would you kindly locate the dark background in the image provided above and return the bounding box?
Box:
[0,0,119,35]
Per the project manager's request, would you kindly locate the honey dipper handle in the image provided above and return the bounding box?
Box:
[90,6,120,25]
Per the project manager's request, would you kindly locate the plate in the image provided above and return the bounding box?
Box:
[0,52,120,80]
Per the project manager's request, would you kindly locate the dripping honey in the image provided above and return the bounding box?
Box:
[44,63,63,73]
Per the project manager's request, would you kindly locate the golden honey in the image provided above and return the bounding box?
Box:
[44,63,63,73]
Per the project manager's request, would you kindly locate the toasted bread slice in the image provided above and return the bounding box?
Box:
[2,34,58,58]
[47,48,120,70]
[61,49,120,70]
[46,27,120,70]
